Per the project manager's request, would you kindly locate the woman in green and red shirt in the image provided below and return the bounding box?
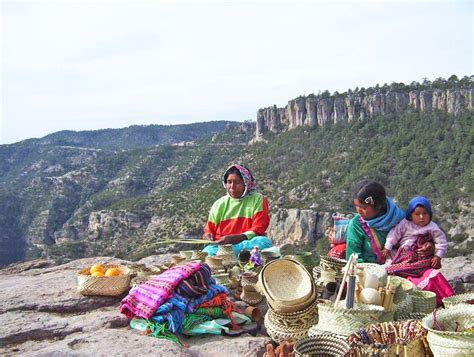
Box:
[202,164,272,256]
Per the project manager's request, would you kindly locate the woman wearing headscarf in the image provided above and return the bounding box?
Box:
[202,164,272,256]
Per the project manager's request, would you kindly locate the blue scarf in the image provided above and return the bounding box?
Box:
[364,197,405,232]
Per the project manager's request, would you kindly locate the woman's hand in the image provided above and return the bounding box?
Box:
[381,248,391,259]
[417,241,435,258]
[431,255,442,269]
[215,234,247,245]
[202,233,214,241]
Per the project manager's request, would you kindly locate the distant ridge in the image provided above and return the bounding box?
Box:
[7,121,238,150]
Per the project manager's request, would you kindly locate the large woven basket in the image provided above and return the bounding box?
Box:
[267,299,318,329]
[294,334,350,357]
[264,311,311,343]
[422,304,474,356]
[443,292,474,308]
[310,301,385,337]
[259,258,315,313]
[348,320,429,357]
[410,290,436,314]
[77,265,131,296]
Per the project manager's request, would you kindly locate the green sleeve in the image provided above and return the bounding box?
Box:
[346,215,366,263]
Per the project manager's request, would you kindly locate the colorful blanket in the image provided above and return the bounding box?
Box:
[120,262,202,319]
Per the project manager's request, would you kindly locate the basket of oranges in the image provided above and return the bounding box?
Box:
[77,263,131,296]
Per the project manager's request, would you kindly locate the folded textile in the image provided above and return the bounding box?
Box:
[120,262,202,319]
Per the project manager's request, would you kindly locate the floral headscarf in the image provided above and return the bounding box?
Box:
[222,164,257,199]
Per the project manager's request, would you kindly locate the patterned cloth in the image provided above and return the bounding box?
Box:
[120,262,202,319]
[386,233,433,277]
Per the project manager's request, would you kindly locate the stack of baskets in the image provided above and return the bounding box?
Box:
[77,264,131,296]
[422,304,474,356]
[390,276,416,320]
[259,258,318,343]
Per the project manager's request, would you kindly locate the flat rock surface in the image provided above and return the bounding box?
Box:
[0,256,270,356]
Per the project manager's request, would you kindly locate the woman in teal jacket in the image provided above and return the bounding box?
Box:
[345,181,405,263]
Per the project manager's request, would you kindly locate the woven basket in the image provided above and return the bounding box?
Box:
[318,256,346,286]
[359,263,387,287]
[394,294,413,320]
[294,335,350,357]
[264,311,311,343]
[179,250,194,259]
[205,256,224,269]
[241,285,264,306]
[311,301,385,336]
[190,250,208,262]
[390,276,416,304]
[348,320,429,357]
[77,265,131,296]
[267,299,318,329]
[241,271,259,287]
[397,312,429,321]
[216,244,235,257]
[443,292,474,308]
[422,304,474,356]
[410,290,436,314]
[259,258,315,312]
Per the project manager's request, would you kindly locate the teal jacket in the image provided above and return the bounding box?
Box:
[345,214,388,263]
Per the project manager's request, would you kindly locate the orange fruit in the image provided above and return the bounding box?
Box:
[105,268,121,277]
[90,263,105,275]
[91,271,104,277]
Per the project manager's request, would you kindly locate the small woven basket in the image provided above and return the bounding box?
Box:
[422,304,474,356]
[205,256,224,269]
[241,271,259,287]
[77,265,131,296]
[390,276,416,304]
[294,334,350,357]
[442,292,474,308]
[311,301,385,336]
[410,290,436,314]
[190,250,208,262]
[241,285,264,306]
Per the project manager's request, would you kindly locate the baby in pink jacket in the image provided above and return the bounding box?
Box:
[382,196,447,269]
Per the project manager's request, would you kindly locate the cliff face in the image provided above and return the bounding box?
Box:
[256,88,474,138]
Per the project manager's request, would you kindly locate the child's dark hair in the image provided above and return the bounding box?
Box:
[224,167,243,183]
[353,180,387,213]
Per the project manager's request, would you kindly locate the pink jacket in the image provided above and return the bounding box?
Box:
[385,219,447,258]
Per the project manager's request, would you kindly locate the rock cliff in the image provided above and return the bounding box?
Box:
[256,88,474,138]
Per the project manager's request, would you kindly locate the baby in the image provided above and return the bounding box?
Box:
[382,196,447,269]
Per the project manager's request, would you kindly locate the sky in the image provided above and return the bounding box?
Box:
[1,0,473,144]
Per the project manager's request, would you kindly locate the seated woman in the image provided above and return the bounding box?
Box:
[346,180,405,263]
[202,164,273,256]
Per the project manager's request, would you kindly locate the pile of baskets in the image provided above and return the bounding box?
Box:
[259,258,318,343]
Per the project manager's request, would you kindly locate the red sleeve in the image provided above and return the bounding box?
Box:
[250,195,270,236]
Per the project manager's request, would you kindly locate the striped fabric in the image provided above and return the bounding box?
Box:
[120,262,201,319]
[204,191,269,240]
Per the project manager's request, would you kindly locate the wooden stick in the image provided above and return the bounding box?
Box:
[334,254,354,307]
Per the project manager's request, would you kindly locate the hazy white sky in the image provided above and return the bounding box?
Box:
[1,0,472,144]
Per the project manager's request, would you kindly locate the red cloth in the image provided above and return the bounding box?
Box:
[328,243,346,259]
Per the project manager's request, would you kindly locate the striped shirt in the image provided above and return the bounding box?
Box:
[204,192,269,240]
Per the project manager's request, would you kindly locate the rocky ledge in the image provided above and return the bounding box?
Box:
[1,254,472,356]
[0,255,270,357]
